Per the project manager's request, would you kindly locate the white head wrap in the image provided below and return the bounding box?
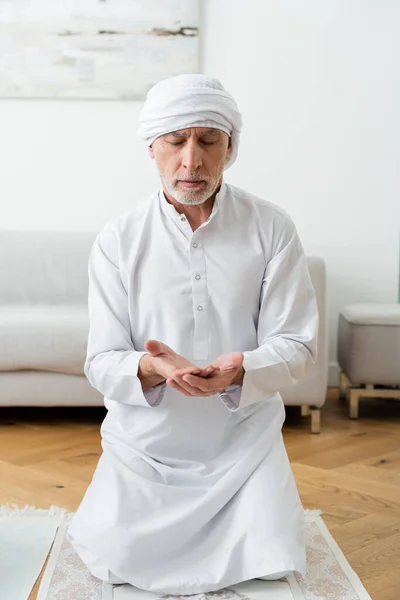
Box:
[137,74,242,170]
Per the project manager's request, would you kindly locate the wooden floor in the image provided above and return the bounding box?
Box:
[1,389,400,600]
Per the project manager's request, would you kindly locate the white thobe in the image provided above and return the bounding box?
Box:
[67,181,318,595]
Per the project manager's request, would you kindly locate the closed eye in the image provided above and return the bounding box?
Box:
[167,140,216,146]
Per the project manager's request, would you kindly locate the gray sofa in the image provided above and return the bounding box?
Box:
[0,231,328,431]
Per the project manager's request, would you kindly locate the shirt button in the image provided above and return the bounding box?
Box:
[197,305,203,311]
[195,274,201,280]
[180,215,186,222]
[192,243,198,248]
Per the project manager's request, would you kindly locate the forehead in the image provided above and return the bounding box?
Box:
[164,127,222,138]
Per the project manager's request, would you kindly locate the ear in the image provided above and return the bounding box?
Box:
[148,144,155,159]
[226,137,232,160]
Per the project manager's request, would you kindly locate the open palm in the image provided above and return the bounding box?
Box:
[205,351,244,374]
[169,351,244,397]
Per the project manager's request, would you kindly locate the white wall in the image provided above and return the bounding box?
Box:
[203,0,400,384]
[0,100,159,230]
[1,1,399,384]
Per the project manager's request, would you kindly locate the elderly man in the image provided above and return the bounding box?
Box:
[67,74,318,594]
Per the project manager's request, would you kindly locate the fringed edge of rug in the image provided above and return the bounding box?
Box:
[1,503,323,519]
[0,503,72,519]
[304,508,323,519]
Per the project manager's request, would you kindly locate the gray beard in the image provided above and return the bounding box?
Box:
[164,178,220,206]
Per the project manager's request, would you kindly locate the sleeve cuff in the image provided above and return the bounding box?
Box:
[218,384,242,412]
[133,352,167,408]
[144,382,167,407]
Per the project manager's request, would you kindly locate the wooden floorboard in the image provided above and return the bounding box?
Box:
[1,388,399,599]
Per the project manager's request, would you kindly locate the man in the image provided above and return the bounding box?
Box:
[67,74,318,595]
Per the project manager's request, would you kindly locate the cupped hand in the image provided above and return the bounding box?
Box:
[144,340,219,387]
[167,351,244,397]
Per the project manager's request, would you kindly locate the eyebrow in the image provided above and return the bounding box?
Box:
[167,129,221,139]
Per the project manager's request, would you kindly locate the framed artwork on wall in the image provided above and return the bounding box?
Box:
[0,0,199,100]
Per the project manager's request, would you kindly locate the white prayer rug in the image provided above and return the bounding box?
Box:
[0,506,372,600]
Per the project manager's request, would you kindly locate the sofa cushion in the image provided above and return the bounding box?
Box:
[338,304,400,385]
[340,303,400,326]
[0,230,95,305]
[0,304,88,376]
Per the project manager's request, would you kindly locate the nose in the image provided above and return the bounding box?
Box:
[181,140,202,171]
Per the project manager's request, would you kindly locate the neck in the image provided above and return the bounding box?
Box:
[162,181,222,230]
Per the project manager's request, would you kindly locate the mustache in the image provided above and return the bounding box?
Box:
[174,174,210,183]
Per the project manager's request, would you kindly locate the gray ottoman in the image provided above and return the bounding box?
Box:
[337,303,400,418]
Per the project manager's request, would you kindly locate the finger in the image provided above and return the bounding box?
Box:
[182,373,234,393]
[199,366,220,378]
[173,366,202,377]
[171,372,219,396]
[167,378,215,397]
[172,374,205,396]
[180,374,218,393]
[192,365,219,379]
[173,365,218,379]
[169,375,202,396]
[145,339,174,357]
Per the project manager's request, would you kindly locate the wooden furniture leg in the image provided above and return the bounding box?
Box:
[310,407,321,434]
[348,386,400,419]
[350,389,359,419]
[301,405,310,417]
[339,370,348,400]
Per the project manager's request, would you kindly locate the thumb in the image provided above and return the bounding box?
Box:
[144,339,174,357]
[219,352,244,371]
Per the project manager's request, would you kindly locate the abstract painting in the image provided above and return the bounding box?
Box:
[0,0,199,99]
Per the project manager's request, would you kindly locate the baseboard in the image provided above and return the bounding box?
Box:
[328,362,340,387]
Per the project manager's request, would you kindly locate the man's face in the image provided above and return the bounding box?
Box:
[148,127,232,205]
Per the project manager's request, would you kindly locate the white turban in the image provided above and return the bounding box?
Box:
[137,74,242,170]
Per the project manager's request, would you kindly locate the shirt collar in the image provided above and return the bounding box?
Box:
[158,180,227,223]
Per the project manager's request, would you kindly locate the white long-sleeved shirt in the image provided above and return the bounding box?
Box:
[84,180,318,412]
